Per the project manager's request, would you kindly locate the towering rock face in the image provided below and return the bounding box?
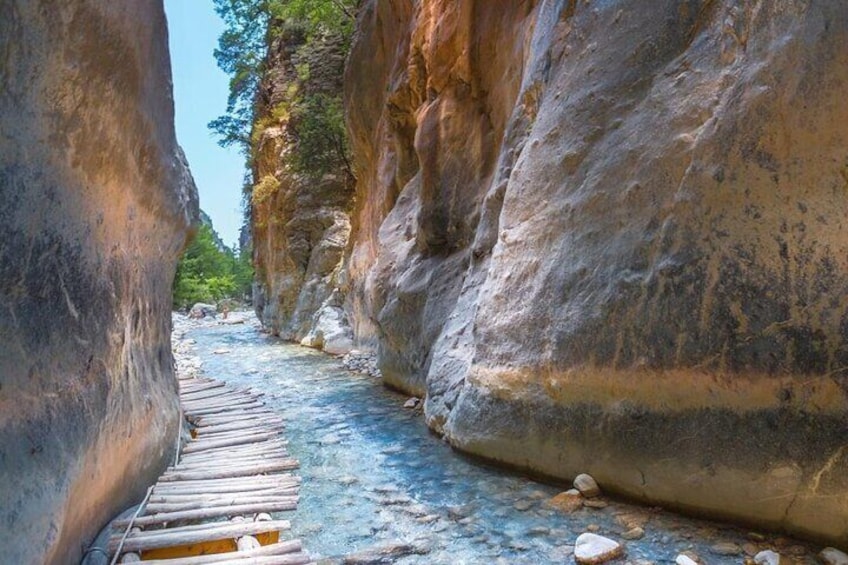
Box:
[0,2,197,563]
[345,0,848,543]
[252,29,355,354]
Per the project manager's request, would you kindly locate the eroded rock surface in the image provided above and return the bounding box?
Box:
[344,0,848,543]
[251,28,355,352]
[0,1,197,562]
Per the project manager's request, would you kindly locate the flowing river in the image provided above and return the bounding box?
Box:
[178,313,818,564]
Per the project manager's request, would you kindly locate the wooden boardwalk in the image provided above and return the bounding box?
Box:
[109,375,311,564]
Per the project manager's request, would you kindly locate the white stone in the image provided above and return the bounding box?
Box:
[574,473,601,497]
[574,533,623,564]
[302,303,354,355]
[821,548,848,565]
[754,550,783,565]
[675,555,698,565]
[404,397,421,408]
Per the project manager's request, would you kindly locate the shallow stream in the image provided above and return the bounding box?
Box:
[183,315,818,564]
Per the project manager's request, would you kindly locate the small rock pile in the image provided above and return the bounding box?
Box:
[341,350,382,378]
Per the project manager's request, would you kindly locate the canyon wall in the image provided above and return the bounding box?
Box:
[0,1,197,563]
[344,0,848,544]
[252,28,356,354]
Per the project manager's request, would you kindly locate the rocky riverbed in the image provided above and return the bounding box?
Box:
[172,312,845,564]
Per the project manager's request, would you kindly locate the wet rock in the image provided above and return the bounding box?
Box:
[622,527,645,540]
[547,489,583,513]
[403,397,421,409]
[574,474,602,498]
[743,543,760,556]
[338,540,432,564]
[754,550,784,565]
[416,514,440,524]
[820,548,848,565]
[190,303,217,319]
[213,348,232,354]
[587,524,601,533]
[615,511,650,529]
[710,542,742,556]
[300,300,355,355]
[446,504,474,520]
[549,545,575,560]
[583,499,609,509]
[513,499,534,511]
[574,533,624,564]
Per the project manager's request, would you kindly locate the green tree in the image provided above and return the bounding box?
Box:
[209,0,359,154]
[172,224,254,309]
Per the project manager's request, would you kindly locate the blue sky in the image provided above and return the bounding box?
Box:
[164,0,246,248]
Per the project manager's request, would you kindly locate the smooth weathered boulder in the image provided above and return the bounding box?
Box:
[0,1,197,563]
[574,533,624,564]
[345,0,848,544]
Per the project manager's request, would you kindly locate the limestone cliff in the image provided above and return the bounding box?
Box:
[252,27,356,354]
[0,1,197,563]
[344,0,848,544]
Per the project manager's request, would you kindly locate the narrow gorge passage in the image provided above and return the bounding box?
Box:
[176,313,822,565]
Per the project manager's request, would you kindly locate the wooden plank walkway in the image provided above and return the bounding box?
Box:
[109,375,312,564]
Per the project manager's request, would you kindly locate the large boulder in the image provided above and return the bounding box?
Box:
[345,0,848,544]
[0,1,197,563]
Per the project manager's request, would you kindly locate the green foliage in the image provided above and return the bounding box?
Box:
[209,0,270,151]
[269,0,359,40]
[291,93,351,179]
[173,224,254,309]
[252,175,281,205]
[209,0,359,155]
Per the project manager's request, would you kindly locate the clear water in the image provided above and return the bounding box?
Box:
[184,317,817,564]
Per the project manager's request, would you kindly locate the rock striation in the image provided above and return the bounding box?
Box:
[343,0,848,544]
[251,27,355,353]
[0,1,197,563]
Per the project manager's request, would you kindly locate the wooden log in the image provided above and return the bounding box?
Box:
[106,520,293,553]
[187,430,284,446]
[182,395,262,410]
[113,500,299,527]
[176,447,290,463]
[152,482,300,497]
[151,474,299,488]
[180,381,232,396]
[149,487,298,503]
[195,418,284,431]
[179,381,225,394]
[192,421,284,434]
[180,440,287,457]
[143,495,298,515]
[193,411,278,424]
[159,460,299,482]
[191,423,285,438]
[168,455,294,473]
[183,438,288,452]
[176,450,290,465]
[185,402,266,417]
[172,453,291,471]
[182,389,260,401]
[137,540,304,565]
[181,432,280,454]
[180,387,244,400]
